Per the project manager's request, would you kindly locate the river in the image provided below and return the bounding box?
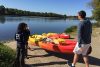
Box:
[0,16,80,41]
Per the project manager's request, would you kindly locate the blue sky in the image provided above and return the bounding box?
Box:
[0,0,92,17]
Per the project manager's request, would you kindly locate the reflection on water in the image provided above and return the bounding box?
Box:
[0,16,79,41]
[0,16,5,24]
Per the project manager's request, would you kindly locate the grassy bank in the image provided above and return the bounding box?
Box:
[0,42,16,67]
[92,22,100,28]
[64,26,77,34]
[64,22,100,34]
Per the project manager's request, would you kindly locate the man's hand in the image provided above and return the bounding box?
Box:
[79,47,83,52]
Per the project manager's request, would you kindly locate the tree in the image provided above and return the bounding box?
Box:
[0,5,5,15]
[89,0,100,22]
[0,5,67,18]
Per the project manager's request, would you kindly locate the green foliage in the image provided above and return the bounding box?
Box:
[92,7,100,21]
[92,22,100,27]
[0,43,16,67]
[0,5,5,15]
[67,16,77,19]
[90,0,100,22]
[64,26,77,33]
[0,5,66,18]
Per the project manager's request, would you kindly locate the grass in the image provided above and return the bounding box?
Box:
[0,42,16,67]
[92,22,100,28]
[64,26,77,33]
[64,22,100,34]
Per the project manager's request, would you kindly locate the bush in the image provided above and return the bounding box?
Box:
[0,42,16,67]
[92,22,100,28]
[64,26,77,33]
[89,0,100,23]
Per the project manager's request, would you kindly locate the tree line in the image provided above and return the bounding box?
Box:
[0,5,67,18]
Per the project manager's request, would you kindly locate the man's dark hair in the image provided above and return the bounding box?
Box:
[78,10,86,18]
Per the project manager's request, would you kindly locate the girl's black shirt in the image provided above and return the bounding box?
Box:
[15,30,30,47]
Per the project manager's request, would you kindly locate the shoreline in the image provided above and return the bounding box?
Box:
[2,27,100,47]
[0,39,15,43]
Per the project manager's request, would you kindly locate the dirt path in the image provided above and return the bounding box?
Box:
[4,28,100,67]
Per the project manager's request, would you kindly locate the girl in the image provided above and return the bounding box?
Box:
[15,22,30,67]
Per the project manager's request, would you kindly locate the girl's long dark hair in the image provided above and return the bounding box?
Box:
[17,22,27,32]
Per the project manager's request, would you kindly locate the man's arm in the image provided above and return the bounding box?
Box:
[78,22,84,48]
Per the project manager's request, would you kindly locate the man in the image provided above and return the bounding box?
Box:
[68,10,92,67]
